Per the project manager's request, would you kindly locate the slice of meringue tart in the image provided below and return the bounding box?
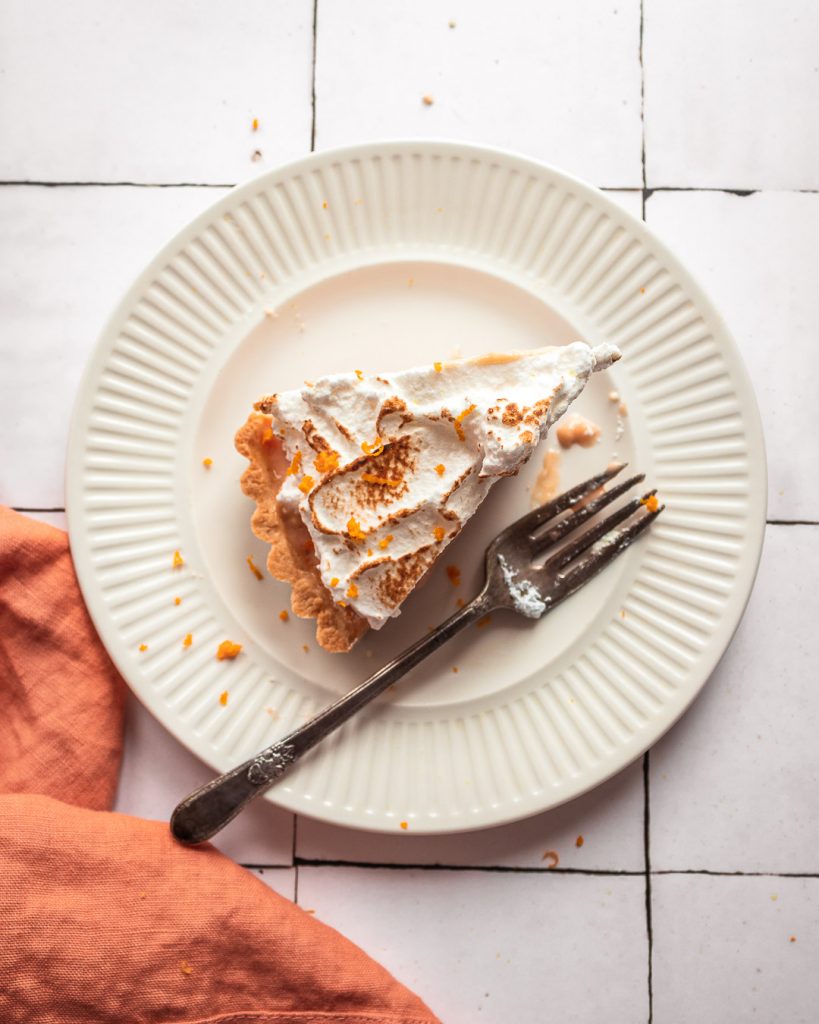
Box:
[236,342,619,652]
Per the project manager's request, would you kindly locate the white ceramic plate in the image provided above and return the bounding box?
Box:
[67,141,766,834]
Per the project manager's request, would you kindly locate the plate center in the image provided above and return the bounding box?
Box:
[192,259,636,709]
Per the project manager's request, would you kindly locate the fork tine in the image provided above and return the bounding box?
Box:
[540,490,657,572]
[498,462,627,543]
[529,472,645,547]
[550,504,664,604]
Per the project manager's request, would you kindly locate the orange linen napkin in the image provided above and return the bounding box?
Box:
[0,508,440,1024]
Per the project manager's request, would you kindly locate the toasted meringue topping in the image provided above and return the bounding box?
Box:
[265,342,619,629]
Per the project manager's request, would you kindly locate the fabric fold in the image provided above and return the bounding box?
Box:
[0,508,440,1024]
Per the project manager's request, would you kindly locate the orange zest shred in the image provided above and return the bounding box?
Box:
[575,835,584,848]
[298,475,315,494]
[251,117,259,131]
[174,597,182,606]
[286,451,302,476]
[246,555,264,580]
[434,361,443,372]
[202,457,213,469]
[361,438,384,457]
[435,463,445,476]
[446,564,461,587]
[182,633,192,648]
[172,550,184,569]
[346,583,359,599]
[314,449,340,473]
[261,426,274,444]
[138,644,148,652]
[434,526,445,542]
[330,577,339,587]
[354,369,364,380]
[216,640,242,661]
[361,473,401,487]
[219,690,229,706]
[367,548,373,556]
[347,517,366,541]
[453,404,476,442]
[279,610,289,622]
[378,534,394,550]
[641,493,660,513]
[337,600,347,608]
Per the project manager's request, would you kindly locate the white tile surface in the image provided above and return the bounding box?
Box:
[0,185,228,507]
[652,875,819,1024]
[650,525,819,873]
[0,0,313,183]
[315,1,643,187]
[298,866,648,1024]
[249,866,297,902]
[297,759,645,871]
[645,190,819,520]
[115,695,295,866]
[644,0,819,189]
[603,189,644,220]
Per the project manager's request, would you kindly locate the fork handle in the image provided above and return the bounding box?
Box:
[170,591,494,845]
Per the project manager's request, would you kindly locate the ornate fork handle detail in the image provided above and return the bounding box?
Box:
[247,744,296,785]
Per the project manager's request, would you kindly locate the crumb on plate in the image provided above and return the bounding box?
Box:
[216,641,242,661]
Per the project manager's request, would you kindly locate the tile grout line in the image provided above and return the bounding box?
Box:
[293,816,300,903]
[0,180,235,188]
[639,0,647,221]
[1,180,818,195]
[638,9,653,1006]
[242,860,819,877]
[643,752,654,1024]
[309,0,319,152]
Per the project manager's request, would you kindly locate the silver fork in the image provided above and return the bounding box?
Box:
[171,463,662,845]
